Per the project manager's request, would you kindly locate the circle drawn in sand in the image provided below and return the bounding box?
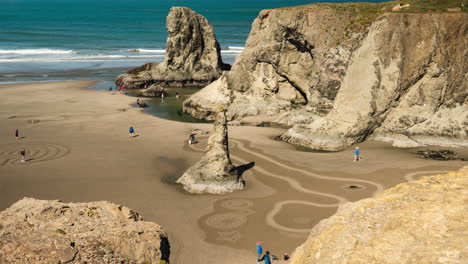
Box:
[220,199,254,210]
[341,184,365,190]
[205,213,247,229]
[0,143,70,166]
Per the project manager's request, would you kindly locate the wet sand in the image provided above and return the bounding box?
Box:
[0,81,466,263]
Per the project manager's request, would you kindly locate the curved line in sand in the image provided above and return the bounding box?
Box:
[188,138,348,233]
[189,139,347,203]
[403,171,451,182]
[230,138,385,195]
[266,200,337,233]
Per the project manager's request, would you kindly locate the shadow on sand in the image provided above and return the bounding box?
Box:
[232,161,255,177]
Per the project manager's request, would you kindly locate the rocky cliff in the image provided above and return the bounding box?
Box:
[0,198,170,264]
[183,2,467,150]
[289,166,468,264]
[177,110,244,194]
[116,7,229,89]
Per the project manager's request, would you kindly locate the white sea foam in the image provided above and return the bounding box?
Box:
[130,49,166,53]
[227,46,245,50]
[0,55,165,62]
[0,49,74,55]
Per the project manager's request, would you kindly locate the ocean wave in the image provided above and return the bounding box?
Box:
[227,46,245,50]
[128,48,166,53]
[221,50,243,54]
[0,54,165,63]
[0,49,75,55]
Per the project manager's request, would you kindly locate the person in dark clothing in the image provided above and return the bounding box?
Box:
[188,134,195,144]
[20,149,25,163]
[258,251,271,264]
[15,129,19,140]
[129,127,135,138]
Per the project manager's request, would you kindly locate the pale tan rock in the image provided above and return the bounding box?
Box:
[116,7,229,89]
[289,167,468,264]
[184,3,467,151]
[0,198,170,264]
[177,110,244,194]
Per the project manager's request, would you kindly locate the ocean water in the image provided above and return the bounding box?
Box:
[0,0,387,83]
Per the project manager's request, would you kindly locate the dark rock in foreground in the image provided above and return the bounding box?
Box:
[0,198,170,264]
[116,7,229,89]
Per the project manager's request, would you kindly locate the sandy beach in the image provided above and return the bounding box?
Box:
[0,81,466,264]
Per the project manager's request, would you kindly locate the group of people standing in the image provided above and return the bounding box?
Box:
[256,241,289,263]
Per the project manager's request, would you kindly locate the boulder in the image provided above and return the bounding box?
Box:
[116,7,229,89]
[141,85,167,97]
[289,166,468,264]
[0,198,170,264]
[176,110,244,194]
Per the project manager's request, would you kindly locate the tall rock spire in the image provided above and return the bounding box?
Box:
[177,109,243,194]
[116,7,229,89]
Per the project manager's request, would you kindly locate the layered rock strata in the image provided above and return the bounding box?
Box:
[0,198,170,264]
[183,3,467,150]
[177,110,243,194]
[289,166,468,264]
[116,7,229,89]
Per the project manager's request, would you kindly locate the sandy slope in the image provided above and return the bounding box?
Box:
[0,81,466,264]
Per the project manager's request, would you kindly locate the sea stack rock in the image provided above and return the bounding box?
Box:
[116,7,229,89]
[184,3,467,150]
[289,167,468,264]
[0,198,170,264]
[177,109,243,194]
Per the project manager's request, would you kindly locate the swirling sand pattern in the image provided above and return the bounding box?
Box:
[205,213,248,229]
[0,143,70,165]
[189,137,451,233]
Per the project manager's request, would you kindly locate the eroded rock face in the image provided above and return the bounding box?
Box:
[116,7,229,89]
[184,3,467,150]
[176,110,243,194]
[289,166,468,264]
[0,198,170,264]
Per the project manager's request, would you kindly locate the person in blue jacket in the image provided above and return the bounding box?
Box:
[258,251,271,264]
[354,146,360,161]
[256,241,263,259]
[129,127,135,138]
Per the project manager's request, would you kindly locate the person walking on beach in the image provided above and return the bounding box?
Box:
[188,134,195,145]
[354,147,361,161]
[15,129,19,140]
[129,127,135,138]
[20,149,25,163]
[136,98,140,107]
[258,251,271,264]
[256,241,263,260]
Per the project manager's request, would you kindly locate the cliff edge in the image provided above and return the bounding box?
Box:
[289,166,468,264]
[0,198,170,264]
[116,7,229,89]
[184,2,467,150]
